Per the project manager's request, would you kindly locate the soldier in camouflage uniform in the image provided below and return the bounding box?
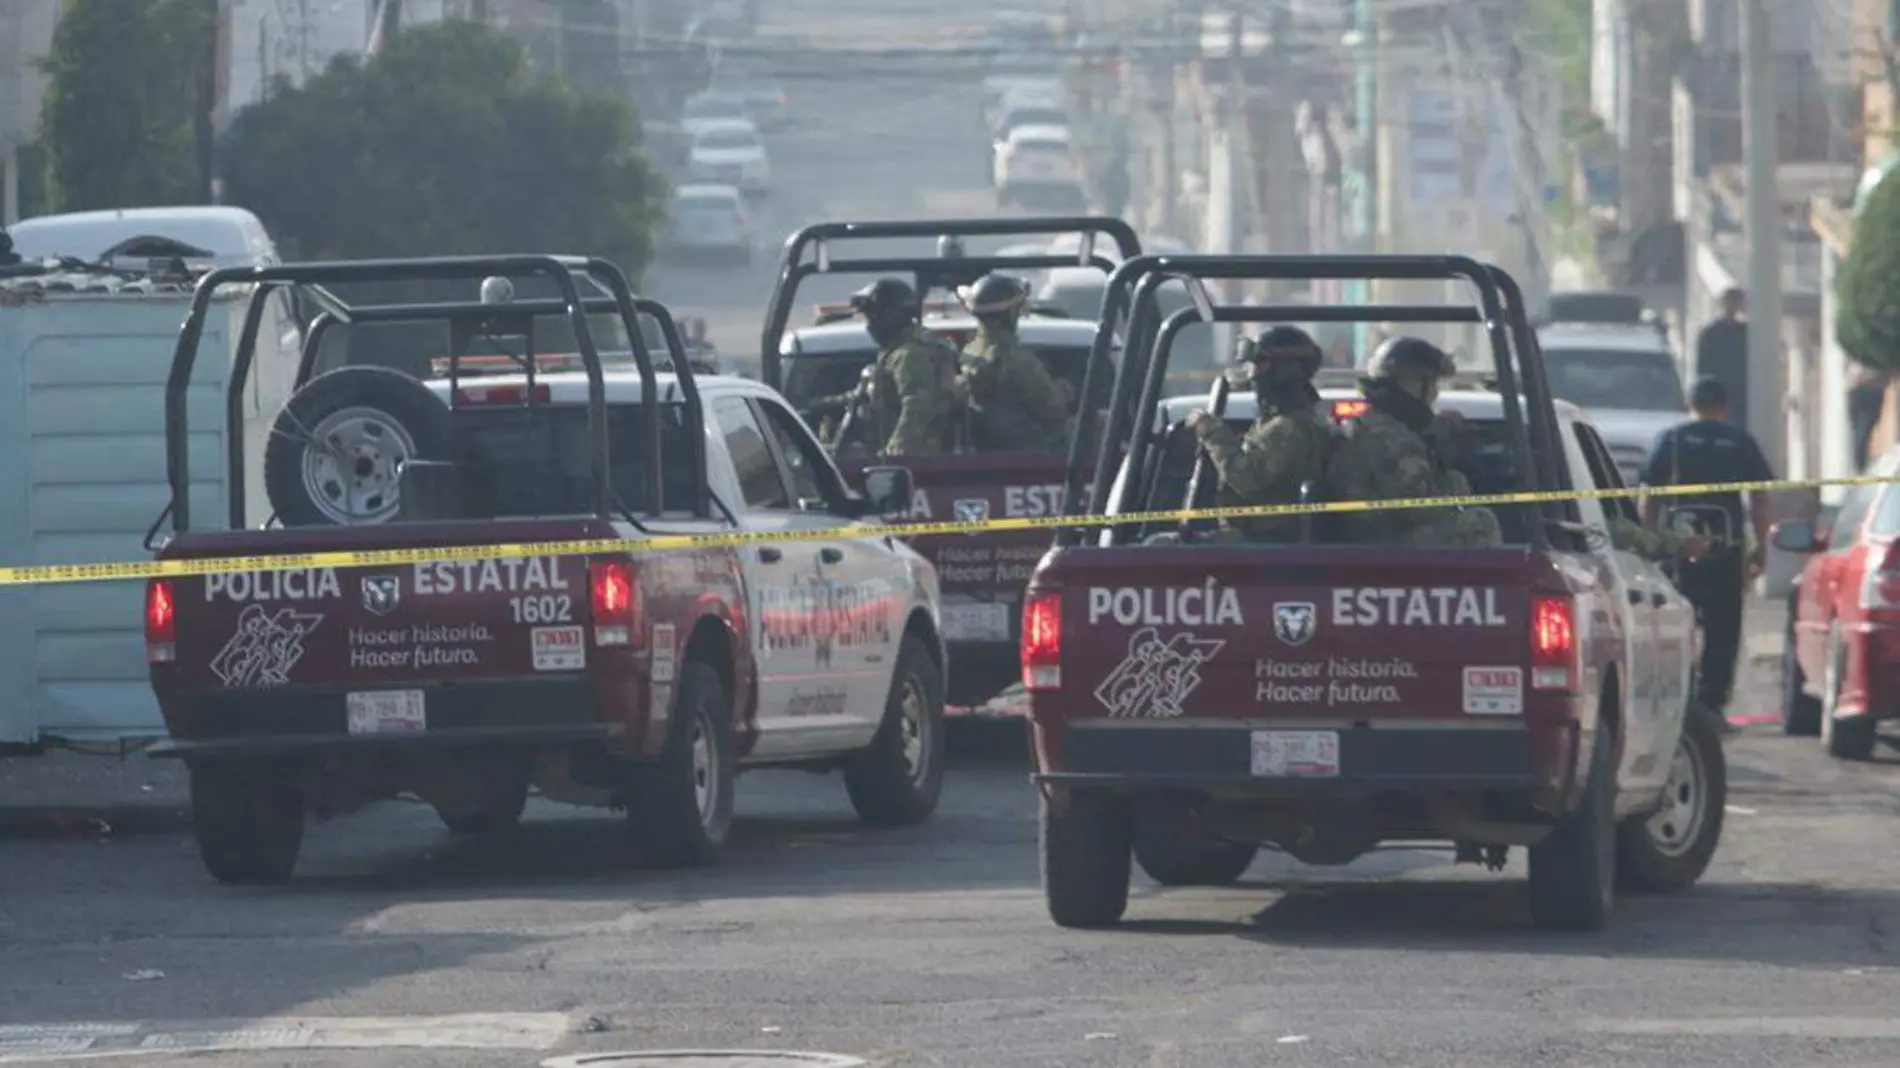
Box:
[956,273,1071,451]
[1326,335,1504,548]
[1184,325,1339,543]
[808,278,964,457]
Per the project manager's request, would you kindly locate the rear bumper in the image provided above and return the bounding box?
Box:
[1032,722,1547,792]
[150,677,624,760]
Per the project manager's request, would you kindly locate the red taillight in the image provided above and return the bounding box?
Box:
[1529,595,1578,693]
[1331,399,1369,421]
[454,383,552,406]
[1022,590,1062,691]
[590,559,638,646]
[145,579,176,664]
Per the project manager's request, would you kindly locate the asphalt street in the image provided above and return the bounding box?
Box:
[9,7,1900,1068]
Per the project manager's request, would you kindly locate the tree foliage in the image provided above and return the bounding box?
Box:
[221,19,663,277]
[38,0,209,212]
[1838,171,1900,373]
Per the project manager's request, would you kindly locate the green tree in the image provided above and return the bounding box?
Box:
[38,0,209,212]
[1838,171,1900,373]
[221,19,663,277]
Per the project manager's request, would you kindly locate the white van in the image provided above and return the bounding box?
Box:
[8,205,283,268]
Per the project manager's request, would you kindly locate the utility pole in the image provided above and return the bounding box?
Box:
[1344,0,1376,360]
[1740,0,1785,476]
[1154,4,1178,237]
[197,0,221,203]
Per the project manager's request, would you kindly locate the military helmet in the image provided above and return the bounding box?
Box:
[1242,324,1323,374]
[959,273,1030,316]
[937,235,966,259]
[850,277,917,319]
[1366,335,1457,381]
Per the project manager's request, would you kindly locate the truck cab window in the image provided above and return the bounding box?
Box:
[713,396,790,511]
[754,397,840,509]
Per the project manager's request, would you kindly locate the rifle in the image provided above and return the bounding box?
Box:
[1179,373,1230,541]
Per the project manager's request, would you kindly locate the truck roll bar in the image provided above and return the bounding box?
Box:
[1056,254,1560,552]
[174,253,705,533]
[759,215,1142,388]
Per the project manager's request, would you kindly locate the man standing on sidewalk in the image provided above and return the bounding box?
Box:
[1642,377,1777,733]
[1694,287,1749,430]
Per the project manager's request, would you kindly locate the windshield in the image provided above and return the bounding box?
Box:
[697,128,758,150]
[684,95,745,119]
[1015,137,1068,154]
[677,194,738,213]
[1008,107,1067,127]
[1543,347,1686,412]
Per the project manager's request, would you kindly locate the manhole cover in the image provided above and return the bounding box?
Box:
[542,1053,868,1068]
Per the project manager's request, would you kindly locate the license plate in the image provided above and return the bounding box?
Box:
[1250,730,1339,778]
[941,602,1011,642]
[346,690,426,735]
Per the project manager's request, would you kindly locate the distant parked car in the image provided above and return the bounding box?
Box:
[680,90,752,138]
[661,184,755,266]
[688,119,770,196]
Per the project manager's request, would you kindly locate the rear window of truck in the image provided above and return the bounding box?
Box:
[447,404,698,518]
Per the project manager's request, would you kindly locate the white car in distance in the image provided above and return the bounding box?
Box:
[689,119,770,197]
[662,184,755,266]
[993,124,1084,210]
[680,90,753,138]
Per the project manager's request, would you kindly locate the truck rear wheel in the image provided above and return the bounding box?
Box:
[190,763,305,885]
[1527,724,1615,932]
[1822,635,1879,760]
[1616,709,1726,893]
[627,660,735,868]
[263,366,454,527]
[843,635,945,827]
[1041,789,1132,928]
[1133,832,1257,887]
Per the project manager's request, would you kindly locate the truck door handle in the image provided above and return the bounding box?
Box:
[818,547,844,565]
[1627,588,1645,606]
[758,547,782,563]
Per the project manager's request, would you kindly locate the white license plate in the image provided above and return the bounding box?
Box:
[941,602,1012,642]
[1250,729,1340,778]
[346,690,426,735]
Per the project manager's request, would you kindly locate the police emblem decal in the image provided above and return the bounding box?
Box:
[1273,601,1316,647]
[361,575,401,616]
[953,498,990,524]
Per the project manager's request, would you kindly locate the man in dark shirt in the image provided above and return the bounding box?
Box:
[1694,287,1748,430]
[1641,377,1776,732]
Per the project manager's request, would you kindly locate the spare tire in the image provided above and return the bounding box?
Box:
[263,366,454,527]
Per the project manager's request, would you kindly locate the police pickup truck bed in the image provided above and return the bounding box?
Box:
[1025,253,1725,933]
[146,255,948,884]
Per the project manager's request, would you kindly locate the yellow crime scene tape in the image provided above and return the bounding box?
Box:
[0,473,1888,589]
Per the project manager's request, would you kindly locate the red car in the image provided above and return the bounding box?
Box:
[1776,447,1900,759]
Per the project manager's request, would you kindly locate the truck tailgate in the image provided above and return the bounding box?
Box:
[1037,546,1549,723]
[159,520,609,693]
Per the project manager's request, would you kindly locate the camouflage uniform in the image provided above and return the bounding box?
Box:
[1608,515,1697,560]
[960,324,1071,451]
[1196,405,1335,543]
[858,323,965,456]
[1328,407,1503,548]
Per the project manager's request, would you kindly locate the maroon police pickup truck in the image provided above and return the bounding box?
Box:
[761,215,1141,710]
[145,255,948,884]
[1024,253,1724,932]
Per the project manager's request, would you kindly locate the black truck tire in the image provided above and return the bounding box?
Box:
[1133,832,1258,887]
[263,366,454,527]
[1041,789,1133,929]
[843,635,945,828]
[190,763,305,885]
[1616,709,1727,893]
[1527,724,1616,932]
[1781,606,1822,736]
[436,779,529,836]
[627,660,735,868]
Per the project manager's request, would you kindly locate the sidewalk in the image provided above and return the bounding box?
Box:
[0,749,190,840]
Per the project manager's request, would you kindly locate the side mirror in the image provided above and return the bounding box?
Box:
[859,465,915,520]
[1770,518,1823,554]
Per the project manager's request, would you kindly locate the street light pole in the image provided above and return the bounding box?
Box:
[1740,0,1785,476]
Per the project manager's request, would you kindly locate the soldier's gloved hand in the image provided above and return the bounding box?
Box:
[1676,533,1713,562]
[1187,410,1218,436]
